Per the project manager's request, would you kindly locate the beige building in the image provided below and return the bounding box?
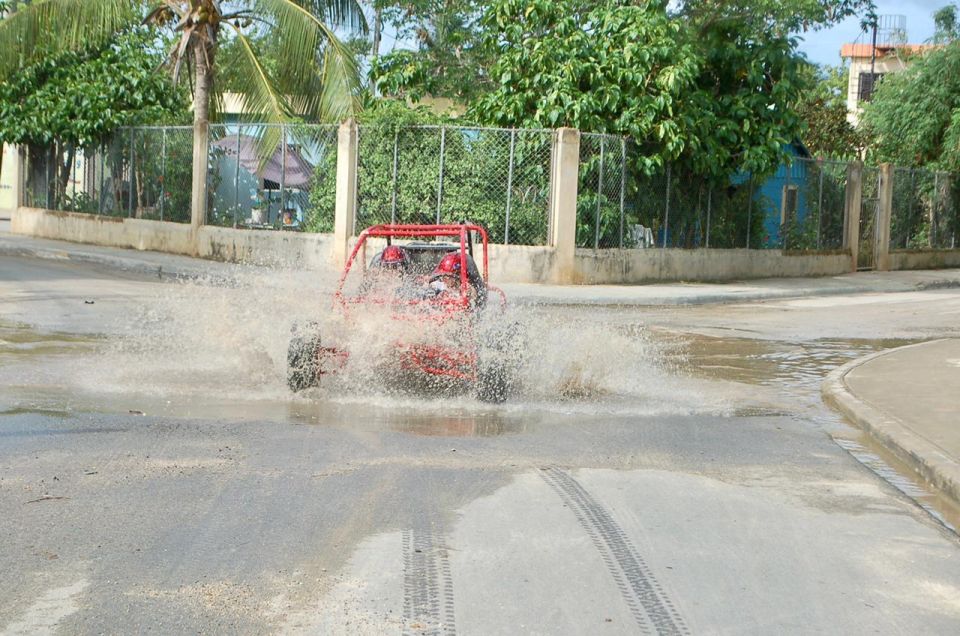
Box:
[841,43,935,126]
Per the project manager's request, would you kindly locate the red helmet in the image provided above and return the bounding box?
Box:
[433,252,464,276]
[378,245,409,269]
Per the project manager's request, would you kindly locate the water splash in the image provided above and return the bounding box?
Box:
[49,269,736,418]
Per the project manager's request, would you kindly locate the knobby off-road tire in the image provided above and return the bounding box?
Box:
[287,328,322,392]
[475,361,510,403]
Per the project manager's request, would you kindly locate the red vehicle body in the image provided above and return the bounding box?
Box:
[287,223,517,402]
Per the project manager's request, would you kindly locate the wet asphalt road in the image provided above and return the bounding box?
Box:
[2,254,960,635]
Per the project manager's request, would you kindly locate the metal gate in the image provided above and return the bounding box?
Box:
[858,166,879,270]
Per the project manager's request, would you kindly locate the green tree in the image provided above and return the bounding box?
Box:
[0,0,365,225]
[795,64,864,158]
[469,0,697,173]
[860,42,960,168]
[675,0,876,34]
[932,4,960,44]
[369,0,493,103]
[0,29,189,211]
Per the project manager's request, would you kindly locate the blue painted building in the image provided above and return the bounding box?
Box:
[745,141,814,247]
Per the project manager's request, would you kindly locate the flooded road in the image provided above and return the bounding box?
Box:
[2,254,960,634]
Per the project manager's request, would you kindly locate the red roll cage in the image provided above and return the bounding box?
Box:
[336,223,491,308]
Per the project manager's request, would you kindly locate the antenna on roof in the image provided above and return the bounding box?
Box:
[877,15,907,45]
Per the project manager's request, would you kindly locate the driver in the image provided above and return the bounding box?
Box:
[428,251,481,305]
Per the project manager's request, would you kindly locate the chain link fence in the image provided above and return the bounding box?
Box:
[577,133,627,248]
[890,166,959,250]
[353,125,552,245]
[206,123,338,230]
[20,128,194,222]
[575,148,851,251]
[17,124,960,254]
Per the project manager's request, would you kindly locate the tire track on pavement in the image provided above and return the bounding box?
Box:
[541,467,688,635]
[402,517,456,635]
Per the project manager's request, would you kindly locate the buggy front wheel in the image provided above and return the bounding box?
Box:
[287,329,322,392]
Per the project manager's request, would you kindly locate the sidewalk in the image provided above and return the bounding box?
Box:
[823,340,960,507]
[3,227,960,306]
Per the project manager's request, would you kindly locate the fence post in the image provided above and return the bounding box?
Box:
[705,187,712,248]
[816,163,824,249]
[6,144,22,212]
[594,136,604,250]
[190,120,210,234]
[548,127,580,283]
[98,146,105,215]
[619,138,626,250]
[663,165,671,248]
[128,130,136,217]
[932,171,939,247]
[876,162,893,271]
[333,118,359,267]
[233,128,240,227]
[843,161,863,272]
[160,129,167,222]
[436,126,446,223]
[504,129,516,245]
[279,124,287,225]
[390,129,399,224]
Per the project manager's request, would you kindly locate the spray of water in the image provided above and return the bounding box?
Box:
[42,267,739,418]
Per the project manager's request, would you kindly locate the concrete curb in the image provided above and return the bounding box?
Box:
[822,340,960,507]
[508,285,904,307]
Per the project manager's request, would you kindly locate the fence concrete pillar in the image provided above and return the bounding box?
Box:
[8,144,23,211]
[548,127,580,284]
[190,121,209,238]
[843,161,862,272]
[876,163,893,271]
[334,118,358,267]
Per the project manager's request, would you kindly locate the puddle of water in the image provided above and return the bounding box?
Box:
[0,321,98,359]
[655,332,918,407]
[648,330,960,537]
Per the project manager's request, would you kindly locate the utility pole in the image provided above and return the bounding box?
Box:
[869,16,878,100]
[370,5,382,92]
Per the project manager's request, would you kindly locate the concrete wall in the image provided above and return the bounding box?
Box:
[13,207,194,253]
[198,225,333,269]
[12,207,334,268]
[13,206,960,283]
[573,248,853,283]
[888,249,960,271]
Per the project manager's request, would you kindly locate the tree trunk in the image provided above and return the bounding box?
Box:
[190,37,214,233]
[370,7,382,91]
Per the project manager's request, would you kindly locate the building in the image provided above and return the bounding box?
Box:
[841,42,936,126]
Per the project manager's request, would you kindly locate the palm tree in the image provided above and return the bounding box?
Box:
[0,1,365,229]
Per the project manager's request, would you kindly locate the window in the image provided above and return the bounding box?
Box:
[858,72,885,102]
[781,185,799,226]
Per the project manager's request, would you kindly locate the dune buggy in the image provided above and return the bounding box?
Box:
[287,222,521,403]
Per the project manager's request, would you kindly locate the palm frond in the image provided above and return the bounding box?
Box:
[252,0,362,122]
[0,0,138,77]
[222,23,291,164]
[299,0,367,33]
